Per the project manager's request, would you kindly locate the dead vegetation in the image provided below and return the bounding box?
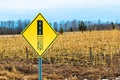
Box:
[0,30,120,80]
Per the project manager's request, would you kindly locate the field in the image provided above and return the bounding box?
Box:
[0,30,120,80]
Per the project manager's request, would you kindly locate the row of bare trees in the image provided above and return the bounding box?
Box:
[0,19,120,34]
[52,20,120,33]
[0,19,30,34]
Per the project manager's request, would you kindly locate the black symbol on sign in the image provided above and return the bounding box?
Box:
[37,20,43,50]
[37,20,43,35]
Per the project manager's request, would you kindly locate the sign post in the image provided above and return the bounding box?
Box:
[39,57,42,80]
[21,13,58,80]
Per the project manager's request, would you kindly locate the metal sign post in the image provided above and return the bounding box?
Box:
[39,57,42,80]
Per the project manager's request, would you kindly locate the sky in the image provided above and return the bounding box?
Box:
[0,0,120,23]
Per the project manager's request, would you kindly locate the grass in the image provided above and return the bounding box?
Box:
[0,30,120,79]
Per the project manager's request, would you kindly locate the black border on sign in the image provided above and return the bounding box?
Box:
[21,13,58,58]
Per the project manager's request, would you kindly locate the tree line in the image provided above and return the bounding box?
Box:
[53,20,120,34]
[0,19,30,34]
[0,19,120,34]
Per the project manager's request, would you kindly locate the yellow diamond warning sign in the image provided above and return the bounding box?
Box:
[21,13,58,57]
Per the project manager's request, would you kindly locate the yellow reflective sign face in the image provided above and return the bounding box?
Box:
[21,13,58,57]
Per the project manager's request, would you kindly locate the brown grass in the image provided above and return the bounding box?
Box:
[0,30,120,79]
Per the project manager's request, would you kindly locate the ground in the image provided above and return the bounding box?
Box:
[0,30,120,80]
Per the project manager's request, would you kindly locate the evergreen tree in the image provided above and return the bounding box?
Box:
[111,22,115,30]
[59,27,64,34]
[78,21,86,32]
[70,27,73,32]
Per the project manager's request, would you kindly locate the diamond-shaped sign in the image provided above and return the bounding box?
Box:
[21,13,58,57]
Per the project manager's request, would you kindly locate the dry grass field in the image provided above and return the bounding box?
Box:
[0,30,120,80]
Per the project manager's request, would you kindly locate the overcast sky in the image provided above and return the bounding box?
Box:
[0,0,120,22]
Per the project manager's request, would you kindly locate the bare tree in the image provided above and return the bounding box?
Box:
[53,22,58,32]
[71,19,77,31]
